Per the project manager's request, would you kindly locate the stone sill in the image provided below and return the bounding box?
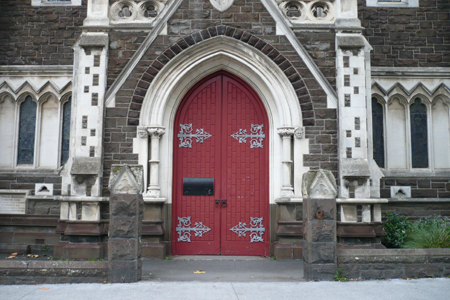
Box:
[337,198,388,204]
[275,197,303,203]
[387,198,450,203]
[55,196,109,202]
[338,248,450,263]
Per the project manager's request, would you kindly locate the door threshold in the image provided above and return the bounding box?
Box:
[171,255,268,261]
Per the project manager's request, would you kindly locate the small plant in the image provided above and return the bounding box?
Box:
[88,258,97,261]
[164,256,173,260]
[38,246,49,252]
[402,215,450,249]
[333,269,349,282]
[382,212,411,248]
[268,256,276,261]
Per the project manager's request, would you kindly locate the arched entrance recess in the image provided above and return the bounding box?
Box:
[172,71,269,255]
[135,36,310,253]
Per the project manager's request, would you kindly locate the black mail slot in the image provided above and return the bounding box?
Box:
[183,177,214,196]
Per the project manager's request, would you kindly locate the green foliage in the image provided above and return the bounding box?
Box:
[382,212,411,248]
[268,256,276,261]
[38,246,49,251]
[164,256,173,260]
[333,269,349,282]
[402,215,450,249]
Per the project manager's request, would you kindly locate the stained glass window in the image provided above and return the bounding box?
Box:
[60,97,71,165]
[371,98,385,168]
[410,98,428,168]
[17,96,37,164]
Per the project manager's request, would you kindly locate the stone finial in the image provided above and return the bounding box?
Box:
[302,169,337,199]
[109,165,144,194]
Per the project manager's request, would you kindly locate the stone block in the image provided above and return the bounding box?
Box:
[274,243,293,259]
[142,243,166,259]
[404,263,443,278]
[303,221,336,242]
[303,242,336,264]
[303,198,336,221]
[108,259,142,283]
[360,269,385,279]
[109,238,141,261]
[304,263,337,281]
[110,194,140,217]
[109,216,140,238]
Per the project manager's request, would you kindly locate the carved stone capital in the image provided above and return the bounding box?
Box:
[277,127,296,137]
[294,127,305,139]
[148,127,166,138]
[137,126,148,138]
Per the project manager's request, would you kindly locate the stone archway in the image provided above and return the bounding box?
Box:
[134,35,310,256]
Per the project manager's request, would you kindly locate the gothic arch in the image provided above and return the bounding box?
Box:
[135,33,310,204]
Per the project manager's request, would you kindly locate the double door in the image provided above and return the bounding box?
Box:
[172,72,269,255]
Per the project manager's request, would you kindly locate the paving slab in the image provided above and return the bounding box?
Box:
[142,256,304,282]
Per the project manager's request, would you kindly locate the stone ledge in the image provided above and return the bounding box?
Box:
[0,260,108,284]
[338,248,450,279]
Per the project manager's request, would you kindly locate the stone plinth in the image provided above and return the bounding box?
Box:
[108,165,144,283]
[303,198,337,281]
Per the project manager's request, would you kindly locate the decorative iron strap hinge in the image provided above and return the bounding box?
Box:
[230,217,265,243]
[178,124,212,148]
[176,216,211,242]
[231,124,265,148]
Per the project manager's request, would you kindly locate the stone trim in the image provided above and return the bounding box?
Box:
[128,25,311,125]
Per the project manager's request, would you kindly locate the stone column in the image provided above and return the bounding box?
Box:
[146,126,165,198]
[278,127,295,197]
[108,165,144,283]
[302,170,338,281]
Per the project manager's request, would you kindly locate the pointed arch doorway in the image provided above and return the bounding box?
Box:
[172,71,269,256]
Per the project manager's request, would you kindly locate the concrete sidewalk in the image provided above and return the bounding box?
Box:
[1,279,449,300]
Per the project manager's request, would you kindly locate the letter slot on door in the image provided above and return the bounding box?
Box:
[183,178,214,196]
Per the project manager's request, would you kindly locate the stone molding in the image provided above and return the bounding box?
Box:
[127,27,311,125]
[277,127,296,137]
[148,127,166,138]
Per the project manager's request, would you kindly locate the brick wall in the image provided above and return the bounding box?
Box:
[103,0,338,192]
[0,0,87,65]
[358,0,450,67]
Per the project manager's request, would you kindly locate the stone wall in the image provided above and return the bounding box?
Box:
[103,0,338,192]
[380,178,450,199]
[338,248,450,279]
[0,260,107,284]
[358,0,450,67]
[0,0,87,65]
[0,173,62,197]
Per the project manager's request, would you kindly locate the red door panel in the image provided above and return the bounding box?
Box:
[172,72,269,256]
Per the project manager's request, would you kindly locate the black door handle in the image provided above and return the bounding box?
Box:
[221,199,227,207]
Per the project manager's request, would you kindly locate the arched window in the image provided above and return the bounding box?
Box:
[17,96,37,164]
[410,98,428,168]
[60,97,71,165]
[372,97,385,168]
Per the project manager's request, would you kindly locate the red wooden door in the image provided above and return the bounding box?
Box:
[172,72,269,256]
